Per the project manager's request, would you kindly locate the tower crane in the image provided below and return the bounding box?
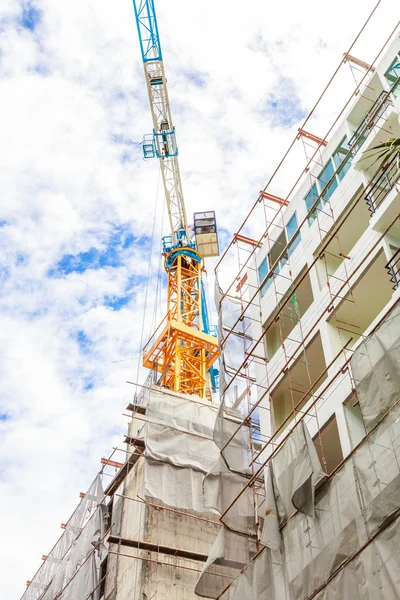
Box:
[132,0,220,399]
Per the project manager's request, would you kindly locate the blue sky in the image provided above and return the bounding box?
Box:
[0,0,397,597]
[20,3,41,31]
[263,76,308,127]
[52,225,144,275]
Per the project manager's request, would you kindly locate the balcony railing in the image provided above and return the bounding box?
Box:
[385,248,400,290]
[365,153,400,214]
[348,91,393,157]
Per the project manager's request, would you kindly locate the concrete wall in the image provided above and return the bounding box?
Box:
[105,450,220,600]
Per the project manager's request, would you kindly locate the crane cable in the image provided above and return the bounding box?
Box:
[135,167,161,385]
[151,185,166,334]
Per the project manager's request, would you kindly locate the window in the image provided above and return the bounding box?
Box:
[286,212,301,256]
[305,183,322,225]
[271,333,328,432]
[263,268,314,360]
[318,160,338,201]
[258,231,290,297]
[304,136,352,225]
[332,137,352,180]
[384,54,400,99]
[258,257,270,297]
[313,414,343,475]
[270,230,288,270]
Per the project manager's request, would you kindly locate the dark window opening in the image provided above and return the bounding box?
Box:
[313,414,343,475]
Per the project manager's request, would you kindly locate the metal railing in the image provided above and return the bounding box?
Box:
[349,90,393,157]
[365,153,400,214]
[385,248,400,290]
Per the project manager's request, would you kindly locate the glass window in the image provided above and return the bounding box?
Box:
[270,231,288,271]
[286,212,301,256]
[304,183,322,225]
[258,257,271,297]
[318,159,338,200]
[332,137,352,181]
[385,55,400,98]
[258,233,288,297]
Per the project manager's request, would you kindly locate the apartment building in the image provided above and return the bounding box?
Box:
[200,30,400,600]
[248,34,400,463]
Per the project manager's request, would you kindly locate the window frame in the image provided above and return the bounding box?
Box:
[304,135,352,225]
[258,256,270,297]
[258,230,290,297]
[384,54,400,98]
[286,212,301,256]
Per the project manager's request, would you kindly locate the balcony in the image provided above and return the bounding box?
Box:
[386,247,400,290]
[348,91,394,158]
[365,153,400,214]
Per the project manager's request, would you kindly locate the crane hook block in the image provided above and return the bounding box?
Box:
[193,211,220,258]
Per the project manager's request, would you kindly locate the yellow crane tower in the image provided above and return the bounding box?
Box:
[132,0,220,398]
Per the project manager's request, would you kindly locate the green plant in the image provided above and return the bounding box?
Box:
[365,137,400,170]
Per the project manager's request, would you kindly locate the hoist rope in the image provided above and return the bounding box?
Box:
[135,166,161,386]
[152,183,166,335]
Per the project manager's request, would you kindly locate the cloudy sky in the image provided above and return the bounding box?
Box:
[0,0,398,597]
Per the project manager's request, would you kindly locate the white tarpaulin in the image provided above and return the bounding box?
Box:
[261,420,326,551]
[195,526,254,599]
[215,275,253,406]
[203,456,255,531]
[33,475,107,600]
[144,389,219,474]
[144,459,211,513]
[59,554,100,600]
[350,303,400,429]
[207,400,400,600]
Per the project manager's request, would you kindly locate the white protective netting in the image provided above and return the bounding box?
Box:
[207,399,400,600]
[215,276,254,407]
[22,474,107,600]
[261,419,326,550]
[142,388,219,513]
[205,397,258,533]
[350,302,400,429]
[194,526,256,599]
[196,301,400,599]
[138,387,258,599]
[142,387,256,529]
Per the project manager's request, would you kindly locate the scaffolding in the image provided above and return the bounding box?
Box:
[21,2,400,599]
[196,4,400,597]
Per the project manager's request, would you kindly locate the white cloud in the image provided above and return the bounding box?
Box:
[0,0,398,597]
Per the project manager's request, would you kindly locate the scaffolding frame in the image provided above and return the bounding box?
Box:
[209,9,400,598]
[21,3,400,599]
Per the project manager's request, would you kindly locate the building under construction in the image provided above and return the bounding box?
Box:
[21,3,400,600]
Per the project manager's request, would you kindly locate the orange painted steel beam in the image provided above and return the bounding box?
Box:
[233,233,262,248]
[101,458,123,469]
[259,191,289,206]
[236,272,248,292]
[298,129,327,146]
[343,53,375,72]
[142,248,219,398]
